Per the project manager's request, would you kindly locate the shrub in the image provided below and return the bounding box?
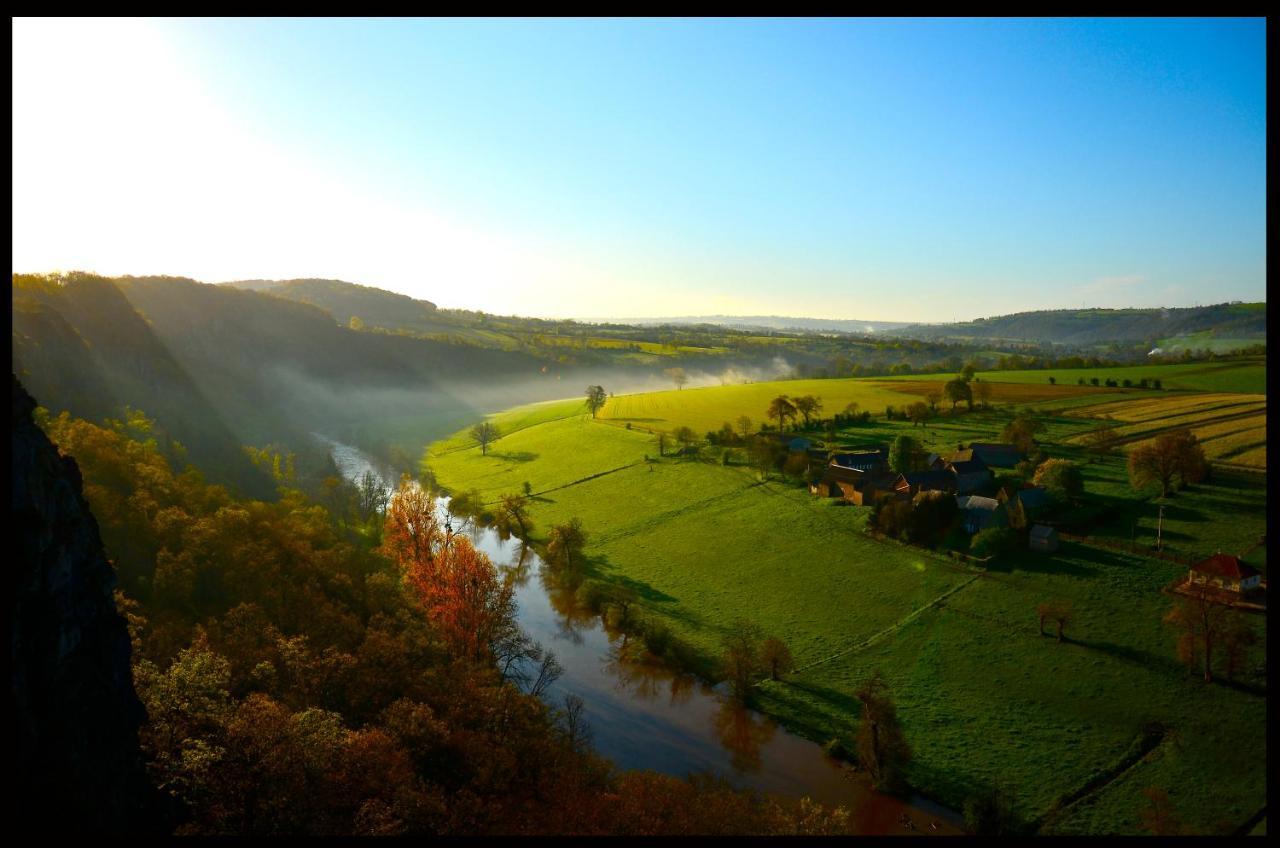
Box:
[971,527,1016,559]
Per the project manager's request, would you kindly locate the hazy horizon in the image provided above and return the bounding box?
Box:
[13,18,1266,321]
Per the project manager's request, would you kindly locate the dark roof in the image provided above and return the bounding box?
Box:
[948,459,990,475]
[969,443,1023,467]
[899,470,955,490]
[1030,524,1058,540]
[819,465,865,485]
[831,450,887,470]
[1191,554,1261,580]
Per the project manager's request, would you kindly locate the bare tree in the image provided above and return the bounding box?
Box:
[760,637,794,681]
[735,415,754,440]
[854,670,912,792]
[470,421,500,456]
[664,367,689,390]
[1164,583,1231,683]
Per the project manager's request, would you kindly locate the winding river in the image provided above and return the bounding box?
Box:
[318,435,963,835]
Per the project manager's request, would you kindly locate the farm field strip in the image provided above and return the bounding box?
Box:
[882,359,1266,394]
[1090,406,1266,443]
[1064,393,1264,422]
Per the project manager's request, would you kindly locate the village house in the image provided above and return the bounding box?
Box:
[999,486,1052,515]
[829,447,889,473]
[1029,524,1060,552]
[1187,553,1263,594]
[956,495,1005,533]
[809,463,865,497]
[894,469,956,498]
[788,436,812,453]
[948,457,992,494]
[836,473,899,506]
[968,442,1023,468]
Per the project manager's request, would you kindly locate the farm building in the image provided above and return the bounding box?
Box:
[968,443,1023,468]
[894,469,957,497]
[1000,486,1053,514]
[1029,524,1060,552]
[836,473,899,506]
[948,458,992,493]
[1188,553,1263,594]
[829,447,888,473]
[809,463,865,497]
[956,495,1005,533]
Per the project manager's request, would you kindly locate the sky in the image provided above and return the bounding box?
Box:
[11,17,1267,322]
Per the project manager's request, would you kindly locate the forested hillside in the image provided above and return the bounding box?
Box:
[897,303,1266,347]
[25,386,853,836]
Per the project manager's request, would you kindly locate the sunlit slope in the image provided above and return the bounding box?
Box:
[597,378,922,435]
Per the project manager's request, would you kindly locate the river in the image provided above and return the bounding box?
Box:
[317,434,963,835]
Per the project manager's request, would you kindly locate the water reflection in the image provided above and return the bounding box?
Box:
[713,700,778,774]
[320,436,965,834]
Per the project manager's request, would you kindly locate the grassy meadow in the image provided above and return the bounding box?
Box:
[423,375,1267,834]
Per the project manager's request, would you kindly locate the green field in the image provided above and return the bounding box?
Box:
[424,388,1267,835]
[885,359,1266,395]
[595,376,1123,437]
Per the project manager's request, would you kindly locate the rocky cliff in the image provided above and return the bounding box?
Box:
[10,374,163,833]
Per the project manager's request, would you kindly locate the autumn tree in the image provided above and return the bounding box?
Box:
[793,395,823,428]
[1001,414,1044,455]
[494,493,533,541]
[974,379,993,409]
[924,389,941,414]
[1084,422,1120,459]
[402,533,516,664]
[673,426,699,451]
[1033,459,1084,504]
[766,395,797,431]
[944,378,972,412]
[381,475,443,573]
[1164,584,1230,683]
[853,670,912,792]
[907,401,930,427]
[470,421,500,455]
[1128,429,1209,497]
[584,385,608,418]
[721,620,764,701]
[664,367,689,390]
[546,518,588,578]
[760,637,794,681]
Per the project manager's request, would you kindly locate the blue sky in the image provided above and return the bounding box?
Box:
[12,17,1266,321]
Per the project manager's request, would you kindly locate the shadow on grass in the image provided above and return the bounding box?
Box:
[491,450,539,463]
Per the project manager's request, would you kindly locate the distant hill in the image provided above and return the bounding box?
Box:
[223,278,438,332]
[895,303,1266,347]
[609,315,917,334]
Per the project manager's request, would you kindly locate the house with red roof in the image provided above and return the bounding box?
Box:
[1188,553,1262,594]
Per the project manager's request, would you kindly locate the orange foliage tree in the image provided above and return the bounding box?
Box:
[382,477,515,664]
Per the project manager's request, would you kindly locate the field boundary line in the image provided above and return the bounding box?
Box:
[786,574,983,677]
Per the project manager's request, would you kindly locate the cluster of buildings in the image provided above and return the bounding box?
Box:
[808,441,1061,551]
